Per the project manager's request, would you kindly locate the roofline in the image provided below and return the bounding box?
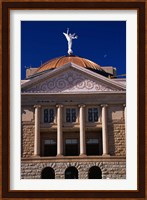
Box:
[22,62,126,91]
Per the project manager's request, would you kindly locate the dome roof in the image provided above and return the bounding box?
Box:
[36,55,105,73]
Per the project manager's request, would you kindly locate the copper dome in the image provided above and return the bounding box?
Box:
[36,55,104,73]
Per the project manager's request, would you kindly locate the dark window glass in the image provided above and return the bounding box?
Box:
[65,139,78,144]
[66,108,76,122]
[86,138,99,155]
[88,166,102,179]
[41,167,55,179]
[87,138,99,144]
[66,108,71,122]
[94,108,98,121]
[44,108,54,123]
[49,109,54,123]
[44,109,48,123]
[44,139,57,156]
[65,139,79,156]
[71,108,76,122]
[88,108,93,122]
[65,167,78,179]
[88,108,98,122]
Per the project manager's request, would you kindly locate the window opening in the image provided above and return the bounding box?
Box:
[44,139,57,156]
[44,108,54,123]
[66,108,76,122]
[88,108,98,122]
[41,167,55,179]
[65,138,79,156]
[86,138,99,155]
[88,166,102,179]
[65,167,78,179]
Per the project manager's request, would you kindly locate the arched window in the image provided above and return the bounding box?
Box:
[88,166,102,179]
[41,167,55,179]
[65,167,78,179]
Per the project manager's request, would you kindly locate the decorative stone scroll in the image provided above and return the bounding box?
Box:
[24,69,122,93]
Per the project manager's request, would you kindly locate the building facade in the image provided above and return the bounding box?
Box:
[21,55,126,179]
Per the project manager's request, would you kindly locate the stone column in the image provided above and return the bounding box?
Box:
[34,105,41,156]
[123,104,126,120]
[101,104,109,156]
[79,104,86,156]
[56,105,63,156]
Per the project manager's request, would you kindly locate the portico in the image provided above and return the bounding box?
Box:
[34,103,110,157]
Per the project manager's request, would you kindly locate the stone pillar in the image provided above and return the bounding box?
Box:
[123,104,126,121]
[56,105,63,156]
[79,104,86,156]
[34,105,41,156]
[101,104,109,156]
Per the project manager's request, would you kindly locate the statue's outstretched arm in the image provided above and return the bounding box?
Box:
[72,35,78,39]
[63,32,69,41]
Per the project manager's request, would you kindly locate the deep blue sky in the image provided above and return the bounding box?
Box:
[21,21,126,79]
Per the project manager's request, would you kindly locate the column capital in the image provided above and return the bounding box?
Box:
[78,104,85,108]
[34,105,41,108]
[101,104,108,108]
[56,104,63,108]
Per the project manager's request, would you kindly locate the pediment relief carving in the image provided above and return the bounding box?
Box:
[23,69,124,93]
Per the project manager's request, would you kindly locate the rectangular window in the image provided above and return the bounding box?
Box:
[88,108,93,122]
[49,109,54,123]
[71,108,76,122]
[44,108,54,123]
[44,139,57,156]
[65,138,79,156]
[66,108,76,122]
[87,138,99,144]
[44,109,48,123]
[65,139,78,144]
[86,138,99,155]
[94,108,98,121]
[66,108,70,122]
[88,108,99,122]
[44,139,56,145]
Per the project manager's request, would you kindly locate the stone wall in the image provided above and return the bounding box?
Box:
[21,160,126,179]
[21,106,35,158]
[22,106,34,122]
[21,124,35,158]
[108,123,125,156]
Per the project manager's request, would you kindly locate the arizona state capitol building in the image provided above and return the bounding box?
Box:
[21,29,126,179]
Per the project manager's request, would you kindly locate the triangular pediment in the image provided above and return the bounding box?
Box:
[22,63,125,94]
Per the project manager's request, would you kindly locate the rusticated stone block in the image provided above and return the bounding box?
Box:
[108,123,125,156]
[21,124,35,158]
[21,160,126,179]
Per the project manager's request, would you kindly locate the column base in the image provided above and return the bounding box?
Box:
[79,153,86,157]
[56,154,64,157]
[102,154,110,157]
[33,155,40,157]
